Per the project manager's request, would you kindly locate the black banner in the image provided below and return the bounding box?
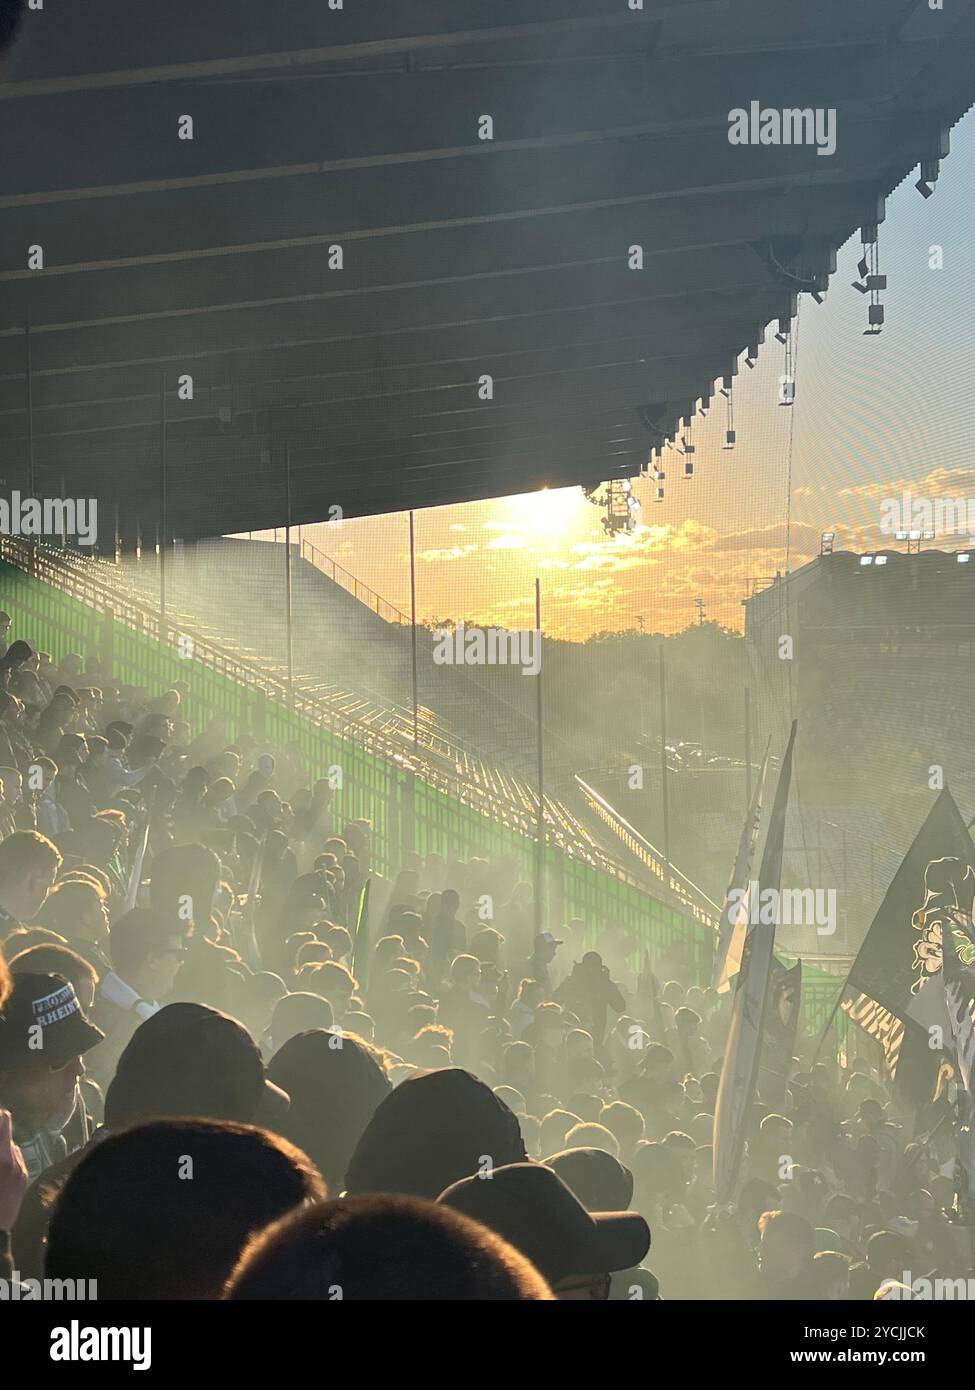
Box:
[840,788,975,1106]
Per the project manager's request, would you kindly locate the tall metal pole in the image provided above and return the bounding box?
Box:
[659,647,671,888]
[285,444,294,704]
[25,320,35,495]
[535,578,545,934]
[409,511,419,745]
[744,686,752,809]
[159,378,167,636]
[25,320,35,575]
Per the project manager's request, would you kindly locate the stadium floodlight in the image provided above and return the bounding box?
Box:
[860,555,874,566]
[820,532,835,556]
[583,478,641,535]
[957,553,971,563]
[874,555,888,565]
[908,530,922,541]
[922,530,936,540]
[894,530,909,541]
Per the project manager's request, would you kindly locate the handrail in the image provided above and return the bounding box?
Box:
[300,538,409,626]
[575,774,721,928]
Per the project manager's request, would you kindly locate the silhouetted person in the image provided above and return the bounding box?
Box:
[227,1194,552,1300]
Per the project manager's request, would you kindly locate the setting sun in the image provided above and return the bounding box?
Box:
[503,486,586,538]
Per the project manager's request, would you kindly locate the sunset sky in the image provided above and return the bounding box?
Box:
[256,113,975,641]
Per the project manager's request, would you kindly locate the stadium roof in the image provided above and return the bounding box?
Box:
[1,0,974,548]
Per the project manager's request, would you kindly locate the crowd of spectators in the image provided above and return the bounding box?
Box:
[0,610,966,1300]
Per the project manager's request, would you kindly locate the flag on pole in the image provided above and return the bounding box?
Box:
[713,719,797,1203]
[714,739,771,992]
[837,788,975,1109]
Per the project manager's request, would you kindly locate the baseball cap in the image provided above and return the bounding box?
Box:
[0,972,104,1071]
[439,1161,650,1284]
[536,932,563,948]
[545,1146,635,1213]
[104,1002,289,1128]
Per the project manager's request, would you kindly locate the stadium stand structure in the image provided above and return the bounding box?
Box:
[744,550,975,817]
[0,539,852,1034]
[0,553,856,1045]
[739,549,975,952]
[0,538,716,916]
[3,2,975,545]
[0,536,856,1039]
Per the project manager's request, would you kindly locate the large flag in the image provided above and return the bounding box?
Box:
[838,788,975,1108]
[714,739,771,992]
[760,957,802,1109]
[713,719,797,1202]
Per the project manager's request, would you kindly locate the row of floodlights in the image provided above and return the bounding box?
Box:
[860,552,973,565]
